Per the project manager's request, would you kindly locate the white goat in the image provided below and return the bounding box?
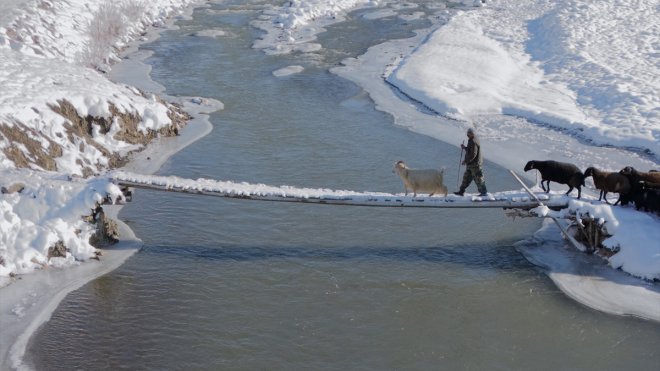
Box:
[393,160,448,197]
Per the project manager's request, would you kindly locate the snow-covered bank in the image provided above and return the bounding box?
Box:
[0,204,141,371]
[0,0,212,277]
[387,0,659,156]
[0,110,215,370]
[532,199,660,281]
[251,0,381,55]
[1,0,222,369]
[0,170,124,279]
[516,220,660,322]
[0,0,204,176]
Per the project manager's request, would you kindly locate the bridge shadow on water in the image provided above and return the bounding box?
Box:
[140,242,534,271]
[136,243,660,299]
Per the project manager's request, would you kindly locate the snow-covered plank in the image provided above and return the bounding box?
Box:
[110,171,569,210]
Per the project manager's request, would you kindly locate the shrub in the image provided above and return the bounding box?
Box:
[82,0,146,71]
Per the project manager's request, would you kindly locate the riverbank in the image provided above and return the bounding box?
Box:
[0,53,220,371]
[0,1,222,369]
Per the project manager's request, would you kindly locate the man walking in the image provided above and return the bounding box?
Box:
[454,128,488,196]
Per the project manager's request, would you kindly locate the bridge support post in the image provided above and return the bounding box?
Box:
[508,170,585,252]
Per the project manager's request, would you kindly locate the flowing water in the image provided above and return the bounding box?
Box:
[26,1,659,370]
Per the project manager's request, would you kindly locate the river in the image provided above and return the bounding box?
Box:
[26,1,660,369]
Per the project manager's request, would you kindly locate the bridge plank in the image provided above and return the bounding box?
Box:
[111,171,569,210]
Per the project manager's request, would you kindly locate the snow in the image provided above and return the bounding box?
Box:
[110,169,570,209]
[387,0,660,155]
[192,29,227,38]
[0,0,659,368]
[532,199,660,281]
[0,0,208,276]
[388,16,594,125]
[516,219,660,321]
[273,65,305,77]
[0,203,143,371]
[0,0,202,176]
[0,170,123,278]
[251,0,381,55]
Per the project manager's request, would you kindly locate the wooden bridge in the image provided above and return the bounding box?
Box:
[110,170,570,211]
[110,170,591,250]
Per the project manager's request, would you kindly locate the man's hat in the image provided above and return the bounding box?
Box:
[467,128,475,135]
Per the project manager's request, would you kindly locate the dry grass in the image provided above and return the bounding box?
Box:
[0,122,61,171]
[2,95,190,262]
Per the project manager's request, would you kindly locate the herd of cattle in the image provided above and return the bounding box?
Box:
[524,160,660,213]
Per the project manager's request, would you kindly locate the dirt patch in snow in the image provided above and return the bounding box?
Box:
[47,241,68,259]
[2,95,189,176]
[48,97,190,175]
[0,122,62,171]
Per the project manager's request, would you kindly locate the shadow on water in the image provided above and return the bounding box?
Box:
[142,243,532,270]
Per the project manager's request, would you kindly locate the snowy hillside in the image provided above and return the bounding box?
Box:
[388,0,659,155]
[0,0,202,280]
[0,0,199,176]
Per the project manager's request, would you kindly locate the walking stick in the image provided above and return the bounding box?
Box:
[457,141,464,189]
